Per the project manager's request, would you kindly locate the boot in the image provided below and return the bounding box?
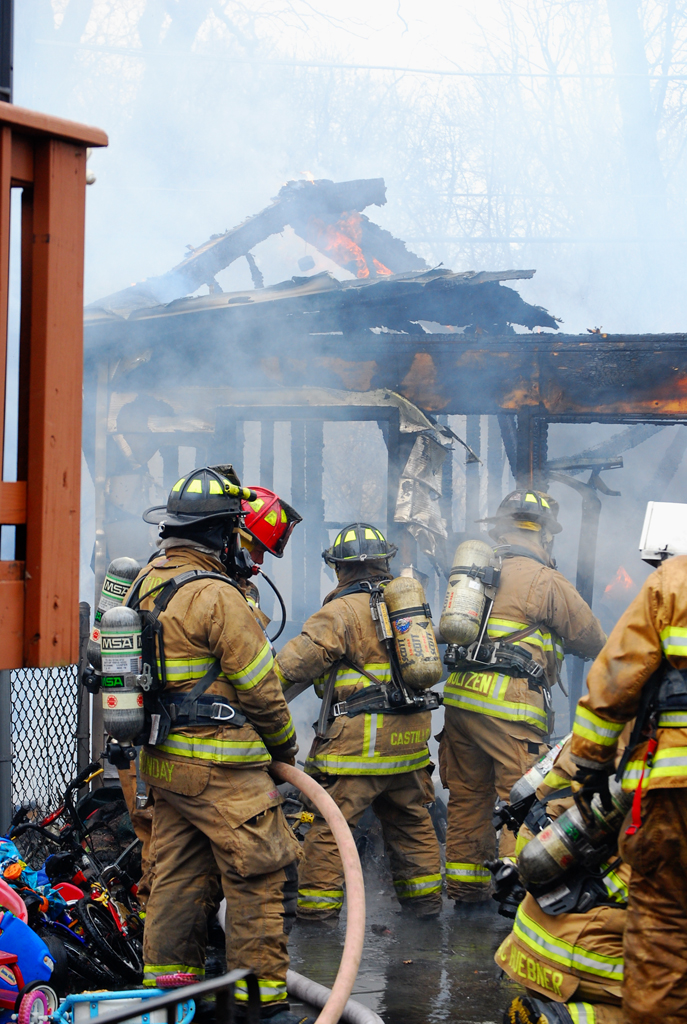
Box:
[504,995,573,1024]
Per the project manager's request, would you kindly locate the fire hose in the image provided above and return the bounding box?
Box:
[286,971,383,1024]
[218,763,367,1024]
[270,763,367,1024]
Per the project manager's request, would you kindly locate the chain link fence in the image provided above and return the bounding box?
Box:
[10,666,82,815]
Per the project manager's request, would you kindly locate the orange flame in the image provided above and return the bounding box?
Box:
[604,566,634,597]
[301,171,315,183]
[304,211,392,279]
[373,258,393,276]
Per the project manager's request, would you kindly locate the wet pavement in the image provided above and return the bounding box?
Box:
[287,863,522,1024]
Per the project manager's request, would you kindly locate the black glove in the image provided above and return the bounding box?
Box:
[492,794,536,835]
[573,766,613,825]
[485,859,526,919]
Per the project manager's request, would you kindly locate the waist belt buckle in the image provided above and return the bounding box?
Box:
[331,702,346,718]
[211,702,236,722]
[529,662,545,682]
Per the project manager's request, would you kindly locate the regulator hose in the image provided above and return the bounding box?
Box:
[269,763,366,1024]
[257,569,287,642]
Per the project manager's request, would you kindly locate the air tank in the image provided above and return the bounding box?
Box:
[509,734,570,805]
[518,774,632,887]
[87,558,140,670]
[440,539,495,646]
[99,606,145,743]
[384,576,443,690]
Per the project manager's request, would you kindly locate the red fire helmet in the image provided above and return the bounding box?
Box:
[241,487,302,557]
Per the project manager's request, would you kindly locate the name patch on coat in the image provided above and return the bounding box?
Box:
[390,728,431,747]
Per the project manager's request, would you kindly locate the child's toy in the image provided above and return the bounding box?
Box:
[0,911,54,1023]
[18,988,195,1024]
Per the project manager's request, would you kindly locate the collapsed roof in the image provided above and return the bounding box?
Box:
[86,176,560,339]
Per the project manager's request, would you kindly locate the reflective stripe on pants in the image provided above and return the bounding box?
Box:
[441,707,544,901]
[235,978,288,1004]
[445,862,491,885]
[393,874,443,898]
[297,771,441,919]
[297,888,344,912]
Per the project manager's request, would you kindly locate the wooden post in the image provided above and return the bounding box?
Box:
[0,107,106,670]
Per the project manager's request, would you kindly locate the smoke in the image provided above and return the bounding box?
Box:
[15,1,687,329]
[13,2,687,749]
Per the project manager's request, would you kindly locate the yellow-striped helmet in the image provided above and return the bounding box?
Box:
[481,489,562,535]
[143,465,247,526]
[323,523,397,566]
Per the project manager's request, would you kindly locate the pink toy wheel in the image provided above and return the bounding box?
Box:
[18,989,49,1024]
[156,973,197,988]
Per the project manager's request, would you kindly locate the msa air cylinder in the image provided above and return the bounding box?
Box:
[518,775,632,887]
[99,606,145,744]
[87,558,140,670]
[509,735,569,805]
[440,539,495,646]
[384,577,442,690]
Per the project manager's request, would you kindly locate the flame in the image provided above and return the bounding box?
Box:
[303,211,394,279]
[373,258,392,276]
[301,171,315,183]
[604,566,634,597]
[306,211,369,277]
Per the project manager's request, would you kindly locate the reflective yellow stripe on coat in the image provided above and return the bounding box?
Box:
[660,626,687,657]
[308,661,430,775]
[572,705,625,748]
[621,745,687,791]
[157,733,270,764]
[488,617,564,661]
[568,1004,596,1024]
[308,749,430,776]
[513,905,623,982]
[444,671,548,731]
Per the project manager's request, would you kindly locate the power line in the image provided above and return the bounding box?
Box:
[35,39,687,80]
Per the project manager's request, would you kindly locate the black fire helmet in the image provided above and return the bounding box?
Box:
[478,489,562,536]
[142,465,256,527]
[322,523,398,566]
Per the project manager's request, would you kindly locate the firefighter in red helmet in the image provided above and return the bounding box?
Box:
[240,487,302,563]
[237,488,302,625]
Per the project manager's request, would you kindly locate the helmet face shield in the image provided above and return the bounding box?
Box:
[322,522,397,566]
[241,489,302,558]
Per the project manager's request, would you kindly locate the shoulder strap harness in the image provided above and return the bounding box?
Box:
[127,569,248,745]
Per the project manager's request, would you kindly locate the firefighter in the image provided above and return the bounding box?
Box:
[570,553,687,1024]
[276,523,442,922]
[116,486,301,910]
[440,490,606,906]
[498,738,628,1024]
[132,466,305,1023]
[237,485,302,627]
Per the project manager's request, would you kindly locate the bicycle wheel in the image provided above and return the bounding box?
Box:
[73,897,143,984]
[17,988,49,1024]
[37,925,120,994]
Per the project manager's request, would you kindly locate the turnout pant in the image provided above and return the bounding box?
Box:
[440,707,545,901]
[118,762,154,903]
[619,788,687,1024]
[143,766,300,1013]
[297,770,442,919]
